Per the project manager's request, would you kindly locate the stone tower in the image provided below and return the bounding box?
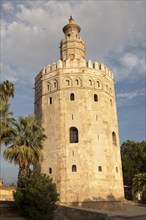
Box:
[35,17,124,209]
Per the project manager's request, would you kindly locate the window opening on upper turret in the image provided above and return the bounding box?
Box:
[116,167,118,173]
[54,81,57,88]
[70,93,75,101]
[47,84,50,90]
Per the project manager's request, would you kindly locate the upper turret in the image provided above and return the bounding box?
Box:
[60,16,86,62]
[62,16,81,37]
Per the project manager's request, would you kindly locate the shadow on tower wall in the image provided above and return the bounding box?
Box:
[71,193,124,212]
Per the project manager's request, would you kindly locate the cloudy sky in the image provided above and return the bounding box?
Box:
[1,0,145,184]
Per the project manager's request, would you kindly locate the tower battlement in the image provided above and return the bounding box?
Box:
[35,59,113,83]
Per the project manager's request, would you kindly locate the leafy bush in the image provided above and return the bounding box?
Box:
[14,172,59,220]
[132,173,146,203]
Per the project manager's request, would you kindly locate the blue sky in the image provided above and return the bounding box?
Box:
[0,0,145,185]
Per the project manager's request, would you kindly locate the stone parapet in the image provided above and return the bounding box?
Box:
[37,59,113,79]
[0,186,16,201]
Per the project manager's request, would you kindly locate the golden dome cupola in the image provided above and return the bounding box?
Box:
[60,16,85,62]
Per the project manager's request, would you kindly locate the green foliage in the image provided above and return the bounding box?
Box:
[132,173,146,203]
[121,140,146,186]
[0,80,15,104]
[0,80,15,150]
[14,172,59,220]
[3,115,47,178]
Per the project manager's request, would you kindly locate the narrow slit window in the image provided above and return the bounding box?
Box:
[116,167,118,173]
[49,168,52,174]
[112,131,117,145]
[50,97,52,104]
[110,99,112,106]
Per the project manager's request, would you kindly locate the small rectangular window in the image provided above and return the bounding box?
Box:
[50,97,52,104]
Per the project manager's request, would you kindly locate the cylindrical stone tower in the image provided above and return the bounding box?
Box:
[34,17,124,210]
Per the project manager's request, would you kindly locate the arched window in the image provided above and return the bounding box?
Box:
[75,79,79,85]
[97,81,100,87]
[72,165,77,172]
[66,80,70,86]
[98,166,102,172]
[70,93,75,101]
[47,84,50,91]
[54,81,57,89]
[89,79,92,86]
[94,94,98,102]
[70,127,78,143]
[112,131,117,145]
[49,168,52,174]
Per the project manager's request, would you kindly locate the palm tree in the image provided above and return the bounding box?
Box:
[0,80,15,104]
[3,115,47,178]
[132,173,146,202]
[0,102,15,151]
[0,80,15,150]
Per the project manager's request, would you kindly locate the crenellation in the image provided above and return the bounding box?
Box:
[79,58,86,67]
[87,59,93,68]
[72,59,78,67]
[57,59,63,69]
[100,63,105,71]
[93,62,99,70]
[52,62,57,71]
[42,67,46,75]
[46,64,51,73]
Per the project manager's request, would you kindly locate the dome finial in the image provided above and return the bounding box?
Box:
[69,16,75,24]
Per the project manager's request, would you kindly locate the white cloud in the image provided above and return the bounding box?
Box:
[1,1,145,83]
[117,89,145,100]
[0,63,18,83]
[2,2,14,11]
[121,53,139,70]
